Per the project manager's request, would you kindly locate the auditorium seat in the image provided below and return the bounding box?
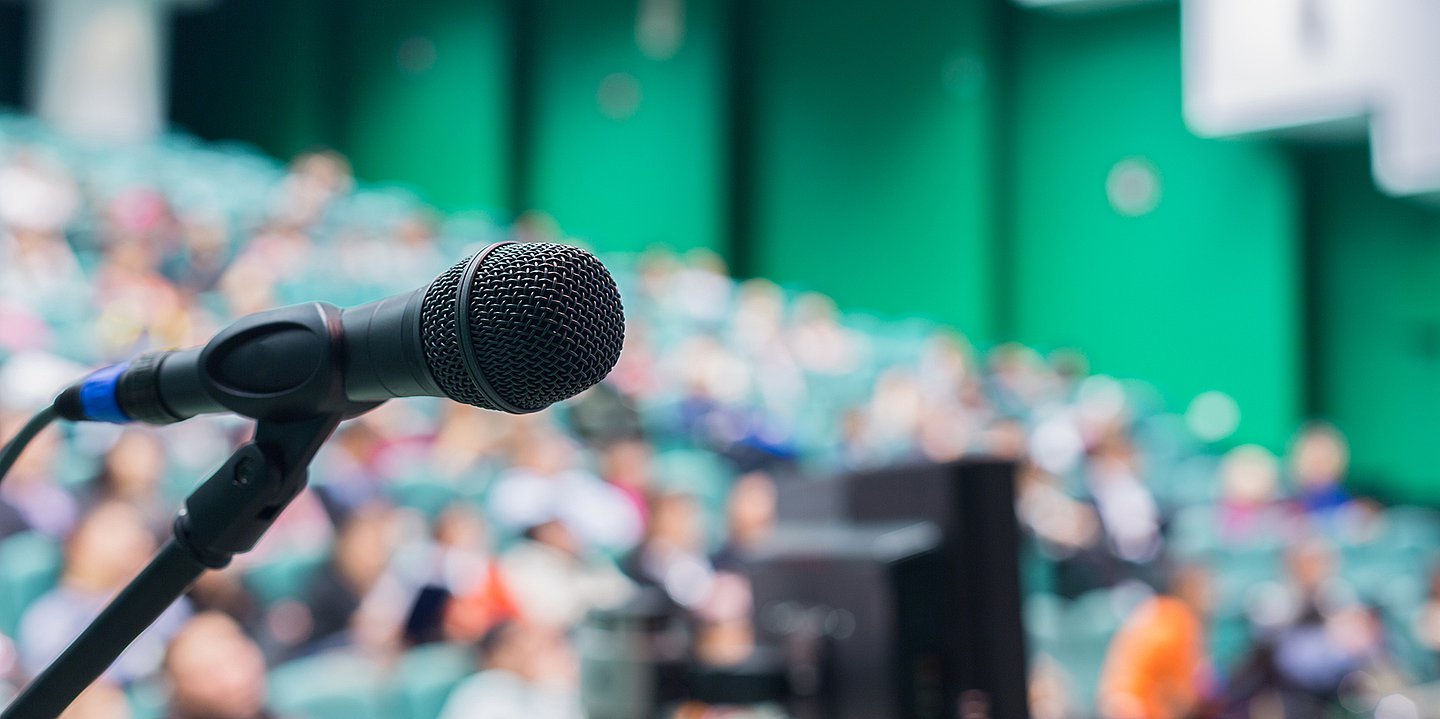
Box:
[267,649,387,719]
[0,532,61,638]
[242,549,328,606]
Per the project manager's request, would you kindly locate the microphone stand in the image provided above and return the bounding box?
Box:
[1,413,344,719]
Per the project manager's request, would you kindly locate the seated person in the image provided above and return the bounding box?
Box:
[440,621,582,719]
[164,612,273,719]
[19,501,190,685]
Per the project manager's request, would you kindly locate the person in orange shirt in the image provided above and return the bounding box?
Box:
[1098,565,1214,719]
[445,560,523,641]
[436,504,523,641]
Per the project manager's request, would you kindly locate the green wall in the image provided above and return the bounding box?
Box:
[1008,6,1301,447]
[0,5,28,109]
[738,0,997,333]
[1307,146,1440,503]
[518,0,727,253]
[162,0,1440,499]
[171,0,336,160]
[172,0,511,212]
[333,0,512,213]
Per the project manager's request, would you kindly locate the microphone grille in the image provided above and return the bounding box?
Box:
[420,242,625,413]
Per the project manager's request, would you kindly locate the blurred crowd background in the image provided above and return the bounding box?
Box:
[1,114,1438,719]
[2,1,1440,718]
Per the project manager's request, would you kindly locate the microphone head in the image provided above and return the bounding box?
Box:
[419,242,625,413]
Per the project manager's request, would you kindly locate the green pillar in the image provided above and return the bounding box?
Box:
[1008,5,1301,447]
[736,0,998,334]
[517,0,729,254]
[332,0,512,213]
[170,0,335,160]
[0,5,28,108]
[1307,145,1440,504]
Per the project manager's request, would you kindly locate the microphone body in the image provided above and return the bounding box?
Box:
[54,242,626,424]
[56,297,424,424]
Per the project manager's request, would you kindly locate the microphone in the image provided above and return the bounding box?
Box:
[53,242,626,424]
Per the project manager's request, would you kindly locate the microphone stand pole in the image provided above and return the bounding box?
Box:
[1,413,343,719]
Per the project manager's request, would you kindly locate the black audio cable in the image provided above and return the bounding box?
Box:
[0,404,58,485]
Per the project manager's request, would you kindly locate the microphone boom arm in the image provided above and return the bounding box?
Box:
[1,413,344,718]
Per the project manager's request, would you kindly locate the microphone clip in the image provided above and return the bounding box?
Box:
[174,413,343,568]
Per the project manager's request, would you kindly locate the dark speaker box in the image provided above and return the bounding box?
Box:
[771,458,1029,719]
[747,522,948,719]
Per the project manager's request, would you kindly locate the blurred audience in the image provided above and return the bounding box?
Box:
[87,428,171,533]
[418,503,517,643]
[621,492,716,612]
[1,117,1437,719]
[711,471,777,573]
[1227,539,1379,715]
[1086,432,1162,566]
[164,612,273,719]
[57,681,131,719]
[296,502,400,652]
[1217,444,1283,544]
[499,518,631,630]
[1414,566,1440,664]
[1288,422,1353,524]
[1098,565,1213,719]
[19,501,190,684]
[487,430,641,552]
[0,410,75,538]
[438,621,581,719]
